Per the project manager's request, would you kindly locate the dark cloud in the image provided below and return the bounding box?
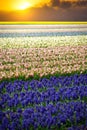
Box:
[50,0,60,7]
[50,0,87,8]
[60,1,72,8]
[75,0,87,7]
[49,0,72,9]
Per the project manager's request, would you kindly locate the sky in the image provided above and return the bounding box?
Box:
[0,0,87,21]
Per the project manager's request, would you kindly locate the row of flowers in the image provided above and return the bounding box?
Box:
[0,35,87,48]
[0,73,87,129]
[0,44,87,80]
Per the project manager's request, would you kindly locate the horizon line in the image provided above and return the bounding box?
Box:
[0,21,87,24]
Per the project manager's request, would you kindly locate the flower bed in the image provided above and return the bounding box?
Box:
[0,44,87,80]
[0,74,87,129]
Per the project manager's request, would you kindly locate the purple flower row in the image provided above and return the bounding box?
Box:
[0,74,87,129]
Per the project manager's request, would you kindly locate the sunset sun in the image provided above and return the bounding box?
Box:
[17,2,32,10]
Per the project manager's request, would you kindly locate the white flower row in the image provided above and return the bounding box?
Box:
[0,35,87,49]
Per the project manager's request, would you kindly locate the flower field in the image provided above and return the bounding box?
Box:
[0,43,87,80]
[0,24,87,129]
[0,74,87,129]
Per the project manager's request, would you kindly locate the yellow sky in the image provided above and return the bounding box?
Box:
[0,0,50,11]
[0,0,79,11]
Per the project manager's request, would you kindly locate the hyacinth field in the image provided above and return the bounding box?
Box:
[0,24,87,130]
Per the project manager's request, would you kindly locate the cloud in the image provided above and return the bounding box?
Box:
[50,0,60,7]
[59,1,72,8]
[75,0,87,7]
[49,0,72,9]
[49,0,87,9]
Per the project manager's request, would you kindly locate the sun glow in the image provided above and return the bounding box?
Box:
[17,2,32,10]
